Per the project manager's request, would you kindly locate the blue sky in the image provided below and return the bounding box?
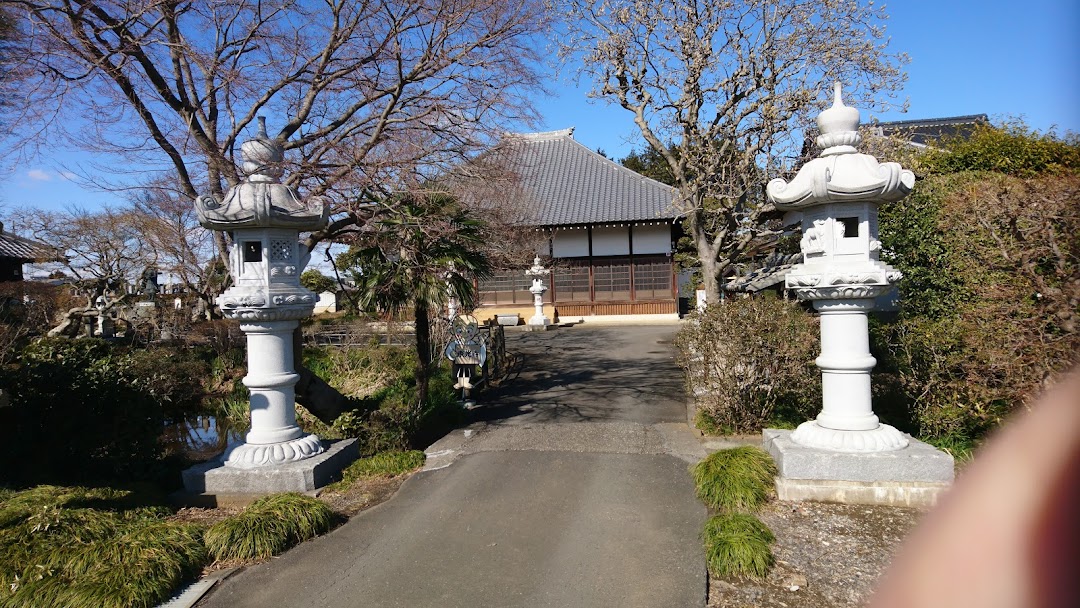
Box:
[3,0,1077,214]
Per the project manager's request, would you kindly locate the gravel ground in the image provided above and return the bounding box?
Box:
[708,501,925,608]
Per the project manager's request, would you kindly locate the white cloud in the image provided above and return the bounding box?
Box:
[26,169,52,181]
[59,171,78,181]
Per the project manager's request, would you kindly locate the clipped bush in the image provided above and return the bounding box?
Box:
[703,513,775,580]
[676,298,820,434]
[691,447,776,513]
[0,486,206,608]
[204,493,334,562]
[877,142,1080,452]
[918,121,1080,177]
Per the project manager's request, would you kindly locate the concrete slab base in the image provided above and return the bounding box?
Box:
[523,323,554,331]
[181,438,358,498]
[763,428,954,508]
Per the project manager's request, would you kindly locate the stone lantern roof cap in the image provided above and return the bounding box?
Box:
[195,117,328,231]
[766,83,915,210]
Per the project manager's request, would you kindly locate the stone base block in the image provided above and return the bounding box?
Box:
[524,323,554,332]
[763,429,954,508]
[181,438,358,498]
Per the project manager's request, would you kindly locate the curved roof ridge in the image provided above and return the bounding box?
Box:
[509,127,576,141]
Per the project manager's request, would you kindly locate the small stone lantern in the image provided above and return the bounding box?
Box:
[195,118,329,468]
[766,83,914,453]
[525,256,550,329]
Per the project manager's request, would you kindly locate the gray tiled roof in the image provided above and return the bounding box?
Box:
[0,226,57,262]
[501,129,678,226]
[871,114,988,146]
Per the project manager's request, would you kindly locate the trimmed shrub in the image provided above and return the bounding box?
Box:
[691,447,776,513]
[877,168,1080,450]
[676,298,820,434]
[703,513,775,580]
[204,493,335,562]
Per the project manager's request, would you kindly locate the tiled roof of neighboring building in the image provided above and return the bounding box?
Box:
[725,252,801,293]
[0,222,59,262]
[871,114,989,146]
[499,128,678,226]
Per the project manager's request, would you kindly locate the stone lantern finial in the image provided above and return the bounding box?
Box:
[815,82,861,155]
[241,116,284,181]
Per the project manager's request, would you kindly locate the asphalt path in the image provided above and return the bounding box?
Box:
[199,324,707,608]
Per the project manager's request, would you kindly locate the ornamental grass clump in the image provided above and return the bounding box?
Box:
[0,486,207,608]
[691,446,777,513]
[204,493,335,562]
[703,513,776,581]
[330,450,426,491]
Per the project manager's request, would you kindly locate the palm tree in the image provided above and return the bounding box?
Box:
[339,192,491,407]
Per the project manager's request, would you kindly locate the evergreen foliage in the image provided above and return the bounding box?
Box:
[874,125,1080,453]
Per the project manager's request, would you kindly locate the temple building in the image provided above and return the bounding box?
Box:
[0,221,58,282]
[470,129,682,323]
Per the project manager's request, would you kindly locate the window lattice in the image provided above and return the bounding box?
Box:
[553,261,590,302]
[479,270,536,305]
[593,258,631,301]
[632,256,672,299]
[270,239,293,262]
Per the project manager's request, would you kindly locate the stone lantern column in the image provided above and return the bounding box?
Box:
[525,256,551,329]
[194,118,330,469]
[767,83,914,453]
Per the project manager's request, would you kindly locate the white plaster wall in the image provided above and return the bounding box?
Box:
[552,229,589,258]
[632,224,671,254]
[313,291,337,314]
[591,226,630,256]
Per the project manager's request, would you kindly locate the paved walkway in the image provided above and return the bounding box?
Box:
[199,324,708,608]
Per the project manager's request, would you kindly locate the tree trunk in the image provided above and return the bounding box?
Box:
[291,326,354,424]
[695,222,723,305]
[414,301,432,408]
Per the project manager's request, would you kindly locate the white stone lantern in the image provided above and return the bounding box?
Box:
[525,256,551,329]
[766,83,914,453]
[195,118,329,469]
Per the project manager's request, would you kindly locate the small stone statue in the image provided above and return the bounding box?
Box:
[140,266,158,301]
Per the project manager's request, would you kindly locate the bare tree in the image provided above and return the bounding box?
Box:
[3,0,546,248]
[9,205,146,335]
[554,0,907,302]
[129,181,223,318]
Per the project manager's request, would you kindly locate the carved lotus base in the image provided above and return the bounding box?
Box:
[223,434,325,469]
[790,421,909,453]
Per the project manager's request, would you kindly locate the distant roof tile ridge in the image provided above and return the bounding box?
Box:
[508,127,576,141]
[872,114,989,128]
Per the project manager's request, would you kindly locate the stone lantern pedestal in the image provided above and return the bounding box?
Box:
[180,118,357,502]
[761,85,953,507]
[524,256,553,331]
